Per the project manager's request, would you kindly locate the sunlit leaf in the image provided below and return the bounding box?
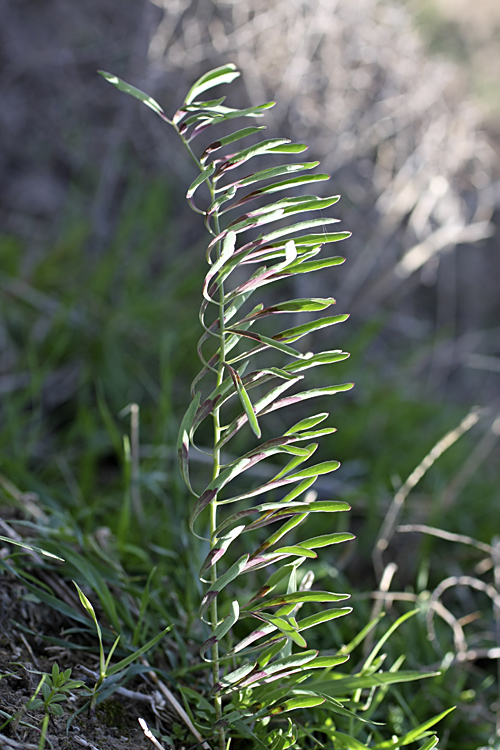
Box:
[259,382,355,419]
[177,392,201,496]
[201,126,266,164]
[217,162,320,193]
[275,314,349,343]
[98,71,166,119]
[285,350,350,373]
[286,460,341,480]
[297,608,352,631]
[261,218,341,244]
[310,670,440,697]
[238,650,318,688]
[184,63,240,105]
[0,537,64,561]
[225,363,261,438]
[328,731,371,749]
[393,708,454,746]
[268,143,308,153]
[300,532,355,549]
[255,613,308,648]
[227,174,332,210]
[200,601,240,659]
[247,591,350,611]
[415,738,439,750]
[270,545,317,559]
[199,554,249,618]
[271,695,325,713]
[215,138,292,174]
[199,525,246,578]
[212,662,256,694]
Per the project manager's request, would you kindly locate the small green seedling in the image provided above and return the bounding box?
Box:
[74,582,170,711]
[28,664,85,750]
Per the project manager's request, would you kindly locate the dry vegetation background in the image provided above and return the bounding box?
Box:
[2,0,499,404]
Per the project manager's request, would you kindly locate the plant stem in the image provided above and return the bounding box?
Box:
[177,125,226,750]
[209,182,226,750]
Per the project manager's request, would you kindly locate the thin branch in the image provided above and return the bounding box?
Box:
[397,523,493,555]
[374,406,484,581]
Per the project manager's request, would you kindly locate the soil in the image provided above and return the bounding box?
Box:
[0,573,179,750]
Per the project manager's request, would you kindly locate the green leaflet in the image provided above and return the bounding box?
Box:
[372,708,454,748]
[217,138,292,171]
[213,479,316,536]
[98,71,166,119]
[304,655,350,669]
[270,545,317,559]
[260,217,341,244]
[286,412,328,432]
[200,601,240,660]
[239,650,318,686]
[226,327,305,359]
[197,430,318,503]
[199,554,249,618]
[176,392,201,497]
[310,670,440,697]
[272,695,325,712]
[415,739,439,750]
[285,460,341,480]
[300,532,356,549]
[285,350,350,373]
[228,174,332,207]
[206,186,238,229]
[213,662,257,694]
[275,314,349,343]
[254,613,308,648]
[232,369,261,439]
[259,383,355,419]
[328,731,371,750]
[268,143,308,153]
[215,377,302,450]
[229,197,342,234]
[246,591,350,611]
[248,561,304,604]
[199,525,246,578]
[297,608,352,631]
[199,101,276,131]
[184,63,240,105]
[184,96,227,109]
[187,163,216,199]
[217,454,324,505]
[200,126,266,164]
[251,297,337,314]
[217,161,320,193]
[202,231,236,302]
[286,248,349,267]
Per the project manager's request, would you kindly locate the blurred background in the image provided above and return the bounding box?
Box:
[1,0,500,741]
[1,0,499,524]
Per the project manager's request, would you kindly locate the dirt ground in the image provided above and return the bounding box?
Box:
[0,573,176,750]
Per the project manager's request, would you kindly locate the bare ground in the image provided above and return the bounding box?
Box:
[0,573,174,750]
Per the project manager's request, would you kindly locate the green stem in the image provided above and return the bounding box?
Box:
[177,124,226,750]
[210,182,226,750]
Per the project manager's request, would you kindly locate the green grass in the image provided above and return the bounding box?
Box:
[1,168,499,748]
